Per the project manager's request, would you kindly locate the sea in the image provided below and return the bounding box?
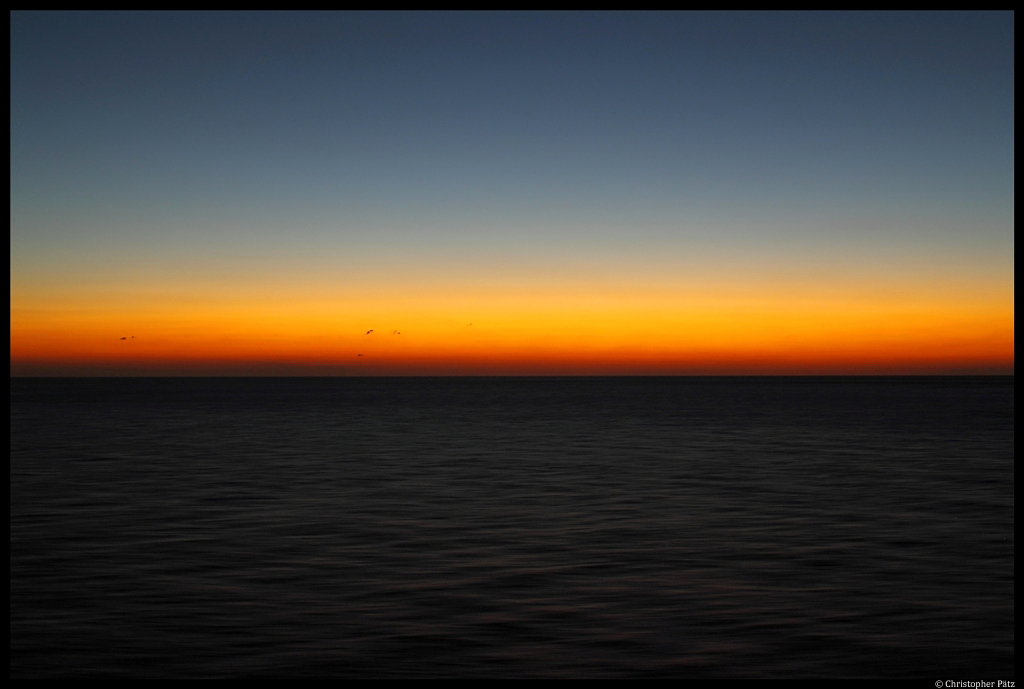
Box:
[10,376,1014,677]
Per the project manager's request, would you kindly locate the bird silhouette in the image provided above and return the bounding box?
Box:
[366,330,373,335]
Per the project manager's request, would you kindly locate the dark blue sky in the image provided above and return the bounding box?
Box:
[13,12,1012,228]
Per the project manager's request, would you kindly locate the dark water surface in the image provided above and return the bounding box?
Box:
[10,377,1014,677]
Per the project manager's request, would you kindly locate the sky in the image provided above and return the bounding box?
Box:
[10,11,1014,375]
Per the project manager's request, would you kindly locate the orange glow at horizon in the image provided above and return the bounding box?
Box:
[11,285,1014,375]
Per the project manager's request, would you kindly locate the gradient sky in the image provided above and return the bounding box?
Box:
[10,11,1014,375]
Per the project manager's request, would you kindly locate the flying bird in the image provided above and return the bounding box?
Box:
[366,330,373,335]
[392,330,400,335]
[120,337,126,340]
